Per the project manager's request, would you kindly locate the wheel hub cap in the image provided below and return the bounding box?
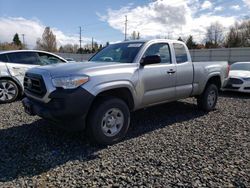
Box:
[0,81,16,101]
[208,90,216,107]
[101,108,124,137]
[106,116,116,127]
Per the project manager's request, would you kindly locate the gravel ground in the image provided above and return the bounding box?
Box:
[0,92,249,187]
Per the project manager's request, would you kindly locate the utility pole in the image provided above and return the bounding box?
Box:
[79,26,83,51]
[124,15,128,41]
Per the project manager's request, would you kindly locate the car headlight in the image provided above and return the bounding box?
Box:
[243,77,250,81]
[52,75,89,89]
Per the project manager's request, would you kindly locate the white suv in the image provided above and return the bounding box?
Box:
[0,50,67,103]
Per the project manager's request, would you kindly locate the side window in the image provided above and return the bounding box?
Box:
[143,43,171,64]
[0,54,8,63]
[173,43,188,64]
[7,52,40,65]
[37,52,65,65]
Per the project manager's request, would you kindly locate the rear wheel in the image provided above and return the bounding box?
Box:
[197,84,218,112]
[87,97,130,145]
[0,79,19,103]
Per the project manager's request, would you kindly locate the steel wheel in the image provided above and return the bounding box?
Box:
[0,80,18,103]
[87,97,130,145]
[207,90,216,108]
[101,108,124,137]
[197,84,218,112]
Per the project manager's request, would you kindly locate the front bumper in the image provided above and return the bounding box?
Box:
[22,87,95,130]
[224,77,250,93]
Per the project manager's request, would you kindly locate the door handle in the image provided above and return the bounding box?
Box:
[12,67,21,70]
[167,69,176,74]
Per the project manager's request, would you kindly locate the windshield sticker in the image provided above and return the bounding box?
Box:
[127,43,142,48]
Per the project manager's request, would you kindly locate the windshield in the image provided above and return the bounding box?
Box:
[231,63,250,71]
[89,42,144,63]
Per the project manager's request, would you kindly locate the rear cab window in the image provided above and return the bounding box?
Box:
[7,52,40,65]
[173,43,188,64]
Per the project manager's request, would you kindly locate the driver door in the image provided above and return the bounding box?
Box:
[139,43,176,106]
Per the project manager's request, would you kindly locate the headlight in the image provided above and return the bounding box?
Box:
[52,75,89,89]
[243,77,250,81]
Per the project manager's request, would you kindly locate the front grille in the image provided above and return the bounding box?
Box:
[228,78,243,85]
[24,73,47,97]
[244,87,250,90]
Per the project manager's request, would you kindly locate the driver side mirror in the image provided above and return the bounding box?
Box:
[141,55,161,66]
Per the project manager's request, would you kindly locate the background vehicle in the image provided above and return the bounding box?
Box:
[22,39,229,145]
[224,62,250,93]
[0,50,67,103]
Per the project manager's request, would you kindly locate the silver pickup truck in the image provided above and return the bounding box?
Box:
[22,39,229,145]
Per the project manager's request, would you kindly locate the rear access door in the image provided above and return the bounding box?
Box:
[173,43,194,99]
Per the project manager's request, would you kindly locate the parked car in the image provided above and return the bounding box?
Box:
[65,58,76,63]
[0,50,67,103]
[22,39,229,145]
[224,62,250,93]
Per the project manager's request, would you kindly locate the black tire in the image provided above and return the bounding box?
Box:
[0,79,19,104]
[87,97,130,145]
[197,84,218,112]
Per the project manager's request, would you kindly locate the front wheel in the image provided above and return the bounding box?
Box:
[197,84,218,112]
[0,79,19,104]
[87,97,130,145]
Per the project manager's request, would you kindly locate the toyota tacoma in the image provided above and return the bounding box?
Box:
[22,39,229,145]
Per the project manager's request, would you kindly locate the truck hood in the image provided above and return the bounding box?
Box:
[32,61,138,77]
[229,70,250,78]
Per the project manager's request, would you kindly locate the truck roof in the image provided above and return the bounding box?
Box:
[120,39,185,44]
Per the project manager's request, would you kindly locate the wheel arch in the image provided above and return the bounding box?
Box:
[92,87,135,111]
[205,74,222,90]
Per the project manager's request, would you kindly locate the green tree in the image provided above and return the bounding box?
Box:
[77,47,84,54]
[186,35,197,49]
[36,27,57,52]
[177,37,184,42]
[99,44,103,51]
[12,33,22,46]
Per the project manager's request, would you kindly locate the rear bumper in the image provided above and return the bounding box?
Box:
[22,87,95,130]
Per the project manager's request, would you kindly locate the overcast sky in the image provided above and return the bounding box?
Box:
[0,0,249,48]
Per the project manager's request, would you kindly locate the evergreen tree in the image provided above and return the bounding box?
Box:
[186,35,197,49]
[13,33,22,46]
[177,37,184,42]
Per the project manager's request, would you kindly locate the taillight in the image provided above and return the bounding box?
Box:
[227,64,230,77]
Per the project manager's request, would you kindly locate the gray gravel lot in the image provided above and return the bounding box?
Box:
[0,92,249,187]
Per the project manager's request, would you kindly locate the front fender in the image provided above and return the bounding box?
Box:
[83,80,137,104]
[92,80,136,96]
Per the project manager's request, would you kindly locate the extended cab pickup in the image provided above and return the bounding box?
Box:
[22,39,229,144]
